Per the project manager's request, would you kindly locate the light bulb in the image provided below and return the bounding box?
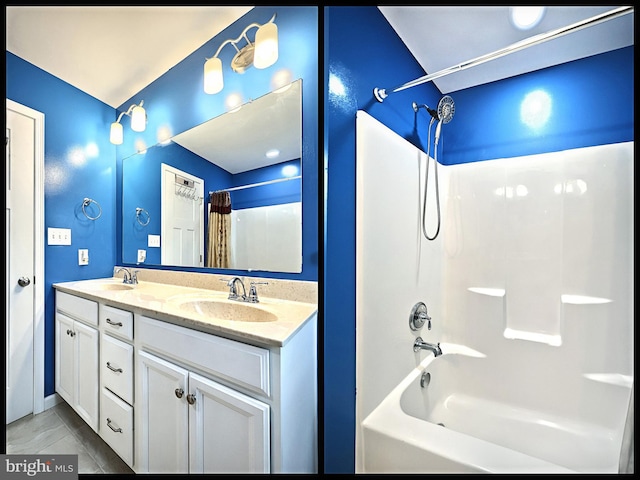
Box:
[131,105,146,132]
[204,57,224,94]
[254,22,278,69]
[110,122,123,145]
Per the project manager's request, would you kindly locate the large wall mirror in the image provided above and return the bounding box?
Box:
[122,79,302,273]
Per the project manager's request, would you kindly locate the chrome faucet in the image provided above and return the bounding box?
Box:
[114,267,138,284]
[225,276,247,301]
[413,337,442,357]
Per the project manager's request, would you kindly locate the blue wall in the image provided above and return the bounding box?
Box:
[7,52,118,397]
[115,6,318,281]
[324,6,633,473]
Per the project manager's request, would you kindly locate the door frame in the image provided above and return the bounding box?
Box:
[6,99,45,416]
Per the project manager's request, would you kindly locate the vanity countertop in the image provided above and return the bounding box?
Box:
[53,277,318,348]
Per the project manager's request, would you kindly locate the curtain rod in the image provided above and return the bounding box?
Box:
[373,6,634,102]
[209,175,301,195]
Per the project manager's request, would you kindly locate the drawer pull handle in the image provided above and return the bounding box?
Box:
[175,388,184,398]
[106,418,122,433]
[106,318,123,327]
[106,362,123,373]
[187,393,196,405]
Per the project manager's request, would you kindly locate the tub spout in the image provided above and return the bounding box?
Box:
[413,337,442,357]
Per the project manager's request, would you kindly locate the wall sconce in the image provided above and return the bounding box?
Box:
[110,100,146,145]
[204,14,278,94]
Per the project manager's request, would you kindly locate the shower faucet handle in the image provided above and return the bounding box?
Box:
[410,302,431,331]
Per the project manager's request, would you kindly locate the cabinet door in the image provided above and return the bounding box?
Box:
[74,321,99,432]
[54,313,75,406]
[189,372,270,474]
[136,350,189,474]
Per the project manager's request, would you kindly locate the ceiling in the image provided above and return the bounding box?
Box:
[6,6,253,108]
[378,6,634,94]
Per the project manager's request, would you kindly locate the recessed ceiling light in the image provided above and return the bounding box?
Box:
[510,6,546,30]
[266,149,280,159]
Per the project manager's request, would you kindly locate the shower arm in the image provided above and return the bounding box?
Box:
[373,6,633,102]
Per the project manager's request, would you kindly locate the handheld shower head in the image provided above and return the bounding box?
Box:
[437,95,455,124]
[435,96,455,145]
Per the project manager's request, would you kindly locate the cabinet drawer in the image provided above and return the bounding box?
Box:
[100,304,133,341]
[56,291,98,327]
[100,387,133,468]
[138,315,270,397]
[101,334,134,405]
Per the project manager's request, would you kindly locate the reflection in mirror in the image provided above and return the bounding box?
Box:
[122,79,302,273]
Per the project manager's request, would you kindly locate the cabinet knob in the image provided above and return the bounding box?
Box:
[175,388,184,398]
[186,393,196,405]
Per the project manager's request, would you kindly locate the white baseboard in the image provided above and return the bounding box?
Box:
[44,393,63,410]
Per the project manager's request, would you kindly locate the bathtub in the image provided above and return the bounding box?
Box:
[361,345,626,474]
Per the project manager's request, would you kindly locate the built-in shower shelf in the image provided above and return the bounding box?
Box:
[503,328,562,346]
[561,295,612,305]
[467,287,505,297]
[583,373,633,388]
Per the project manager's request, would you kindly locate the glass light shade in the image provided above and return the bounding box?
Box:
[254,22,278,69]
[110,122,123,145]
[130,105,146,132]
[204,57,224,94]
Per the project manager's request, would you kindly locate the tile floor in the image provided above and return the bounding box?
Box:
[5,400,134,474]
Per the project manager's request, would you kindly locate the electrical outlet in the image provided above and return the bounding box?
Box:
[48,227,72,245]
[148,234,161,247]
[78,249,89,265]
[137,249,146,263]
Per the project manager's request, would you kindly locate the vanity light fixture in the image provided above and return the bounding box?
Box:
[204,14,278,94]
[110,100,146,145]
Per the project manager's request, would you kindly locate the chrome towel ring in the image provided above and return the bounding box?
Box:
[82,197,102,220]
[136,207,151,226]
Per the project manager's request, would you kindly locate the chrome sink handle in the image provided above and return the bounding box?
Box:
[248,281,269,303]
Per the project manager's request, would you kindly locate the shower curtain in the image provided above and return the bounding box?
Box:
[207,191,232,268]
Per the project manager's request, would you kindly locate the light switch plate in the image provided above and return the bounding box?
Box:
[48,227,72,245]
[78,249,89,265]
[148,234,161,247]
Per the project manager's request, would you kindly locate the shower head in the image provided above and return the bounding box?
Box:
[437,95,455,124]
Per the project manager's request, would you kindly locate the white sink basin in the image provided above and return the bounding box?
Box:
[88,282,136,291]
[172,297,278,323]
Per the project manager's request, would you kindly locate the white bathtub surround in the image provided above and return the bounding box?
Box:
[355,111,633,473]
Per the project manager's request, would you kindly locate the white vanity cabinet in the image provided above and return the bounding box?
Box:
[54,280,318,474]
[98,303,135,468]
[135,316,271,474]
[135,313,317,474]
[54,291,99,432]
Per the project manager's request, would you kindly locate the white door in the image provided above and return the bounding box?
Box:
[6,100,44,424]
[160,163,204,267]
[189,371,270,474]
[136,350,190,473]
